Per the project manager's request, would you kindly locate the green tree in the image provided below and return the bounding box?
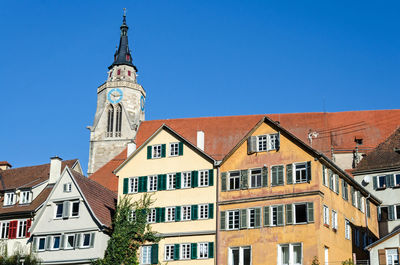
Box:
[93,194,160,265]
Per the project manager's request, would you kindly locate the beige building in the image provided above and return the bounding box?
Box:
[114,125,216,264]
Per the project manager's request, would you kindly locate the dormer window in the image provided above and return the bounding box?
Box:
[4,192,16,206]
[63,183,72,193]
[20,191,32,204]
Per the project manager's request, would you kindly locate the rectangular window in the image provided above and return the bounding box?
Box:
[147,209,156,223]
[65,234,75,249]
[4,192,15,206]
[17,220,27,238]
[152,144,162,159]
[248,208,256,228]
[166,207,175,222]
[279,243,302,265]
[229,246,251,265]
[165,245,174,261]
[227,210,240,230]
[271,165,284,186]
[342,180,349,201]
[148,175,158,192]
[52,235,61,250]
[81,233,91,248]
[37,237,46,251]
[0,222,9,239]
[129,177,138,193]
[55,203,63,218]
[269,133,279,150]
[167,174,176,190]
[345,219,351,240]
[395,174,400,186]
[294,204,307,224]
[332,210,338,230]
[294,163,308,183]
[250,169,262,188]
[182,206,191,221]
[199,170,209,187]
[386,249,399,265]
[270,206,279,226]
[198,242,208,259]
[355,229,360,247]
[180,243,191,260]
[141,245,152,264]
[169,143,179,156]
[199,204,209,219]
[323,205,329,226]
[257,135,267,151]
[20,191,32,204]
[396,205,400,220]
[71,201,79,217]
[377,175,386,188]
[63,183,72,193]
[182,172,191,188]
[229,171,240,190]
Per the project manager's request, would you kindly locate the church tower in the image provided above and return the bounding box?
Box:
[87,12,145,175]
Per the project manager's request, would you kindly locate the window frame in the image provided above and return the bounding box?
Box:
[323,205,329,226]
[167,173,176,190]
[377,175,386,189]
[257,135,268,152]
[17,220,27,238]
[182,172,191,189]
[345,219,351,240]
[141,245,152,265]
[20,190,32,204]
[278,243,303,265]
[128,177,139,194]
[395,174,400,187]
[81,233,91,248]
[55,203,63,219]
[198,170,209,187]
[164,244,174,261]
[199,204,209,219]
[148,175,158,192]
[228,171,241,190]
[228,246,252,265]
[294,162,308,184]
[0,221,10,239]
[332,210,338,230]
[4,192,15,206]
[180,243,191,260]
[51,235,61,250]
[147,208,156,223]
[37,236,46,252]
[182,206,191,221]
[293,203,308,224]
[386,249,399,265]
[65,234,75,250]
[166,207,175,222]
[227,210,240,230]
[250,168,262,188]
[152,144,162,159]
[71,201,80,217]
[169,142,179,157]
[198,242,209,259]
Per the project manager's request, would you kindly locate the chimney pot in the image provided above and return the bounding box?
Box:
[49,156,62,184]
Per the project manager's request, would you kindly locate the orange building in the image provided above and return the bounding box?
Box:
[217,117,380,265]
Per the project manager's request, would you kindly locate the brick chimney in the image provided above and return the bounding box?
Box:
[197,131,205,151]
[0,161,12,170]
[49,156,62,184]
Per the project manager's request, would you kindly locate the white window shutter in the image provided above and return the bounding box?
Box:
[90,232,96,248]
[62,201,70,218]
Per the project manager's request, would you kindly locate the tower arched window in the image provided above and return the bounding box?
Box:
[115,104,122,137]
[106,105,114,137]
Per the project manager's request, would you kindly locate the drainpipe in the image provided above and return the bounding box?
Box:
[365,194,371,237]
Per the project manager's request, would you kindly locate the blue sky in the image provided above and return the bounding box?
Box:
[1,1,399,173]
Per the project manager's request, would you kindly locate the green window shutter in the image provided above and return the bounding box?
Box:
[162,175,167,190]
[286,204,293,225]
[174,244,180,260]
[191,205,198,220]
[208,203,214,219]
[208,242,214,258]
[306,161,312,182]
[277,205,284,226]
[373,176,378,190]
[156,208,161,223]
[335,177,340,195]
[351,186,355,206]
[191,171,198,188]
[161,208,166,222]
[278,166,284,185]
[151,244,159,264]
[286,164,293,185]
[388,205,395,220]
[329,170,333,190]
[147,146,152,159]
[138,176,147,192]
[240,209,247,229]
[271,166,277,186]
[264,206,270,226]
[191,243,197,259]
[262,167,268,187]
[385,175,391,187]
[123,178,129,194]
[322,165,326,186]
[221,172,227,191]
[220,211,226,230]
[178,142,184,156]
[389,174,395,187]
[255,208,261,228]
[175,206,181,222]
[157,175,163,191]
[175,173,181,189]
[161,144,166,158]
[208,169,214,186]
[342,179,346,199]
[240,170,248,189]
[307,202,314,223]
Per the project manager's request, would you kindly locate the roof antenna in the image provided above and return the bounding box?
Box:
[123,8,127,23]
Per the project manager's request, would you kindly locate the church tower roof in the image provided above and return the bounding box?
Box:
[108,9,137,71]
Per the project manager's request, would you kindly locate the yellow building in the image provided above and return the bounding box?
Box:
[217,117,380,265]
[115,125,216,265]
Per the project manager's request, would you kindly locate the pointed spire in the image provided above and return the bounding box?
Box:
[109,9,137,71]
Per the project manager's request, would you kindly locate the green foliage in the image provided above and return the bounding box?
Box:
[311,256,320,265]
[93,194,160,265]
[0,246,41,265]
[342,259,355,265]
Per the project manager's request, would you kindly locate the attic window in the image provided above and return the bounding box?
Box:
[4,192,15,206]
[63,183,72,193]
[20,191,32,204]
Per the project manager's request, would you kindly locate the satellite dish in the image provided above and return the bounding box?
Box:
[363,175,371,184]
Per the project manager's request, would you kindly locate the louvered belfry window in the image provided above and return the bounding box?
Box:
[106,105,114,137]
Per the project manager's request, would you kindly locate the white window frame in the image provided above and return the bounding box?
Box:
[141,245,152,265]
[167,173,176,190]
[20,191,32,204]
[64,183,72,193]
[51,235,61,250]
[17,220,27,238]
[180,243,191,260]
[148,175,158,192]
[396,205,400,220]
[248,208,256,228]
[270,205,279,226]
[332,210,338,230]
[250,168,262,188]
[152,144,162,159]
[293,203,308,224]
[71,201,80,217]
[198,242,208,259]
[182,172,191,189]
[323,205,329,226]
[268,133,279,150]
[129,177,138,193]
[182,206,191,221]
[395,173,400,187]
[228,246,252,265]
[65,234,75,250]
[377,175,386,189]
[37,236,46,251]
[199,170,209,187]
[166,207,175,222]
[278,242,303,265]
[294,162,308,183]
[199,204,209,219]
[386,249,399,265]
[345,219,351,240]
[81,233,91,248]
[227,210,240,230]
[55,203,63,219]
[257,135,268,152]
[165,244,174,261]
[147,208,156,223]
[0,222,10,239]
[169,142,179,157]
[4,192,15,206]
[229,171,240,190]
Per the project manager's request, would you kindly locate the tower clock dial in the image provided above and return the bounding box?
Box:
[107,88,123,104]
[140,95,145,111]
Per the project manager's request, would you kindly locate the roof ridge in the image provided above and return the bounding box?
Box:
[4,159,78,172]
[72,169,116,196]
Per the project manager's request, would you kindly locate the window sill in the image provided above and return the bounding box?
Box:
[392,185,400,189]
[376,187,386,191]
[323,224,330,228]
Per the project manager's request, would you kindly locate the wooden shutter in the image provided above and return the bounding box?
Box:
[335,176,339,194]
[385,175,392,187]
[156,208,161,223]
[8,221,18,239]
[378,249,386,265]
[277,205,284,226]
[276,132,280,150]
[178,142,184,156]
[306,161,312,182]
[221,172,227,191]
[75,233,81,248]
[255,208,261,228]
[123,178,129,194]
[240,170,248,189]
[191,205,198,220]
[175,206,181,222]
[157,175,163,191]
[208,169,214,186]
[138,176,147,192]
[175,173,181,189]
[208,242,214,258]
[191,171,198,188]
[162,175,167,190]
[307,202,314,223]
[46,235,52,250]
[147,146,152,159]
[264,206,270,226]
[262,167,268,187]
[271,166,277,186]
[208,203,214,219]
[388,205,395,220]
[341,179,346,199]
[60,235,65,249]
[32,237,38,252]
[286,204,293,225]
[161,144,166,158]
[329,170,333,190]
[351,186,355,206]
[191,243,197,259]
[161,208,166,222]
[240,209,247,229]
[151,244,159,264]
[322,165,326,185]
[174,244,180,260]
[63,183,67,192]
[389,174,395,187]
[373,176,378,190]
[277,166,284,185]
[63,201,70,219]
[286,164,293,184]
[247,136,257,154]
[220,211,226,230]
[26,219,32,238]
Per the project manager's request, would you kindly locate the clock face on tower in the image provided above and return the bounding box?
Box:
[140,95,145,111]
[107,88,123,104]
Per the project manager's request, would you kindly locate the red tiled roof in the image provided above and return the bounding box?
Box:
[0,159,78,191]
[71,170,116,228]
[90,110,400,191]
